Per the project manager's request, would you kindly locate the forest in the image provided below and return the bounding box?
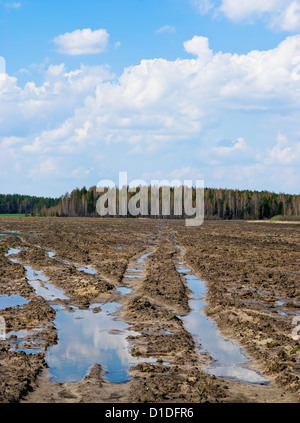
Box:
[0,194,60,215]
[44,185,300,220]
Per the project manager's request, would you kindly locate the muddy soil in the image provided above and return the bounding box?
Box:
[174,220,300,401]
[0,217,299,403]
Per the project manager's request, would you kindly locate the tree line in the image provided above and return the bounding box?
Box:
[0,194,60,215]
[44,186,300,220]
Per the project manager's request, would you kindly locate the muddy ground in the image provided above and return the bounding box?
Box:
[0,217,299,403]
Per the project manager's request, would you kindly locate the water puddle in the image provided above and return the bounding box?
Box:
[117,287,132,296]
[45,250,154,383]
[0,294,29,310]
[46,251,56,259]
[76,266,97,275]
[9,253,69,302]
[127,268,143,273]
[46,301,151,383]
[0,248,30,310]
[0,231,38,240]
[28,278,68,301]
[45,249,97,275]
[1,235,155,383]
[124,250,152,282]
[177,255,268,385]
[125,274,143,279]
[5,247,21,257]
[0,231,18,238]
[137,253,149,263]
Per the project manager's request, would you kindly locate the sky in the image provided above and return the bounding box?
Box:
[0,0,300,197]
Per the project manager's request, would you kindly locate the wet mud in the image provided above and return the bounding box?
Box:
[0,217,299,403]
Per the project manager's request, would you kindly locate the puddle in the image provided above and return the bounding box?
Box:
[117,287,133,296]
[13,347,42,354]
[0,231,38,240]
[45,249,97,275]
[45,250,70,266]
[137,253,149,263]
[6,328,38,339]
[5,247,21,257]
[0,294,29,310]
[0,248,30,310]
[123,250,152,282]
[127,268,143,273]
[28,279,68,301]
[45,250,154,383]
[46,301,152,383]
[0,231,21,238]
[16,261,69,301]
[176,257,268,385]
[76,266,97,275]
[125,274,143,279]
[1,236,155,383]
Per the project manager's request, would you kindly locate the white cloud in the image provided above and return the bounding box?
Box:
[265,133,300,165]
[183,36,213,63]
[275,1,300,32]
[156,25,176,34]
[169,167,204,180]
[212,137,248,155]
[4,35,300,155]
[53,28,109,55]
[1,35,300,194]
[219,0,283,21]
[0,136,24,148]
[13,35,300,173]
[192,0,215,15]
[194,0,300,32]
[4,2,21,9]
[28,157,58,176]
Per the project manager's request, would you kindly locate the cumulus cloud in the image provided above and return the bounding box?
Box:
[1,35,300,193]
[3,35,300,152]
[265,133,300,165]
[183,35,213,62]
[53,28,109,55]
[219,0,283,21]
[194,0,300,32]
[12,36,299,175]
[3,35,300,145]
[212,137,248,155]
[0,63,113,134]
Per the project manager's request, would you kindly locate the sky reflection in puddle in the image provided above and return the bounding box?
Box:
[0,294,29,310]
[46,301,152,383]
[1,240,155,383]
[25,265,69,301]
[177,259,268,385]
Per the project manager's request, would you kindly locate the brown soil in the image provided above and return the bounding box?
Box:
[0,217,299,403]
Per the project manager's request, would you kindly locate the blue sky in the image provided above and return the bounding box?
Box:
[0,0,300,196]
